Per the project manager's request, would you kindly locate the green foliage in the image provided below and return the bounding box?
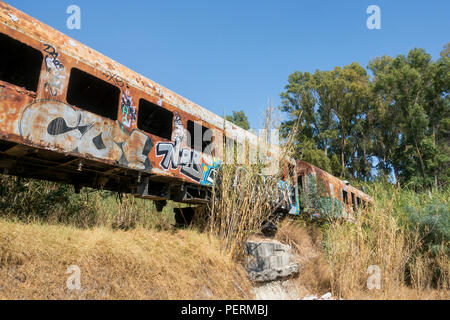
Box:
[280,44,450,190]
[0,175,175,230]
[225,110,250,130]
[406,201,449,256]
[299,174,344,219]
[296,139,332,173]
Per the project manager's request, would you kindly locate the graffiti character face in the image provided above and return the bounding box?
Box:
[121,90,137,128]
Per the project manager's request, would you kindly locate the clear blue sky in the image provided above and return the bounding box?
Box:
[7,0,450,129]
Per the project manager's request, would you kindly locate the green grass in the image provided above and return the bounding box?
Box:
[0,174,176,230]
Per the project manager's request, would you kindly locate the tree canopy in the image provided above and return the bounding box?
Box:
[225,110,250,130]
[280,44,449,190]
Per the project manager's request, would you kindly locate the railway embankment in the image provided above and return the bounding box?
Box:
[0,219,252,299]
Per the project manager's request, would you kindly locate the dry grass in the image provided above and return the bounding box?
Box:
[324,187,449,300]
[208,165,278,260]
[276,220,332,297]
[275,185,449,300]
[0,219,252,300]
[207,105,299,261]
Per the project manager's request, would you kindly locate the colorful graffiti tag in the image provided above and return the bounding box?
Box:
[19,101,153,171]
[156,113,203,182]
[43,44,66,97]
[156,113,219,184]
[121,90,137,128]
[200,160,220,186]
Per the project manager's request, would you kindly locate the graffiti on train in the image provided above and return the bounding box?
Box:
[156,113,217,184]
[43,44,66,97]
[121,90,137,128]
[19,101,153,171]
[200,160,220,186]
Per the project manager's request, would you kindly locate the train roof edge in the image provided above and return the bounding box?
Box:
[0,2,261,144]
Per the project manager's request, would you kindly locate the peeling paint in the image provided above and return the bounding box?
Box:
[8,12,18,22]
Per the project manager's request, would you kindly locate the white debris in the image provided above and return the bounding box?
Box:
[301,294,319,300]
[8,13,19,22]
[320,292,333,300]
[300,292,337,300]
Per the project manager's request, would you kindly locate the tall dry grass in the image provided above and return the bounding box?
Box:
[0,219,252,299]
[207,106,299,260]
[323,183,449,299]
[207,165,278,260]
[276,220,333,296]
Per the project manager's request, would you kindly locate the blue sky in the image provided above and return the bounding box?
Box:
[7,0,450,129]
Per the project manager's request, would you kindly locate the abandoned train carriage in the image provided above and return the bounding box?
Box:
[295,161,374,219]
[0,2,373,224]
[0,2,269,208]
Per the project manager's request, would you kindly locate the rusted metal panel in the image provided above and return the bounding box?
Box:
[0,2,255,138]
[296,160,374,218]
[0,2,240,187]
[0,1,289,205]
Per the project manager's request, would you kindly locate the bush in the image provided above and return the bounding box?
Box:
[0,175,174,230]
[406,201,449,255]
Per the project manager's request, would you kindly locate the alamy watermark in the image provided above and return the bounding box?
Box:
[366,5,381,30]
[66,5,81,30]
[367,265,382,290]
[66,265,81,290]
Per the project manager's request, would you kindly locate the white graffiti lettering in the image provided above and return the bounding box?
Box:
[19,101,153,171]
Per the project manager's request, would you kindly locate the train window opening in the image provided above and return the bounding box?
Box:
[66,68,119,120]
[351,192,357,211]
[342,190,349,204]
[297,175,303,193]
[138,99,173,140]
[187,120,212,155]
[329,183,334,198]
[357,197,362,207]
[0,33,43,92]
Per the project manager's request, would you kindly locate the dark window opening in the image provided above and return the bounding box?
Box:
[351,192,357,211]
[138,99,173,140]
[66,68,119,120]
[297,175,303,193]
[0,33,43,92]
[342,190,349,204]
[187,120,212,155]
[357,197,361,207]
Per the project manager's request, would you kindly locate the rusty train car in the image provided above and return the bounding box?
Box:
[0,2,272,211]
[295,161,374,219]
[0,2,373,223]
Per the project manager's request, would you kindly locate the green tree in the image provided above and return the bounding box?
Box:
[281,46,449,189]
[225,110,250,130]
[280,63,372,180]
[369,47,449,189]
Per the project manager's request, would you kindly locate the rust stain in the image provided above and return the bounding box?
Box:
[0,2,373,208]
[296,160,374,215]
